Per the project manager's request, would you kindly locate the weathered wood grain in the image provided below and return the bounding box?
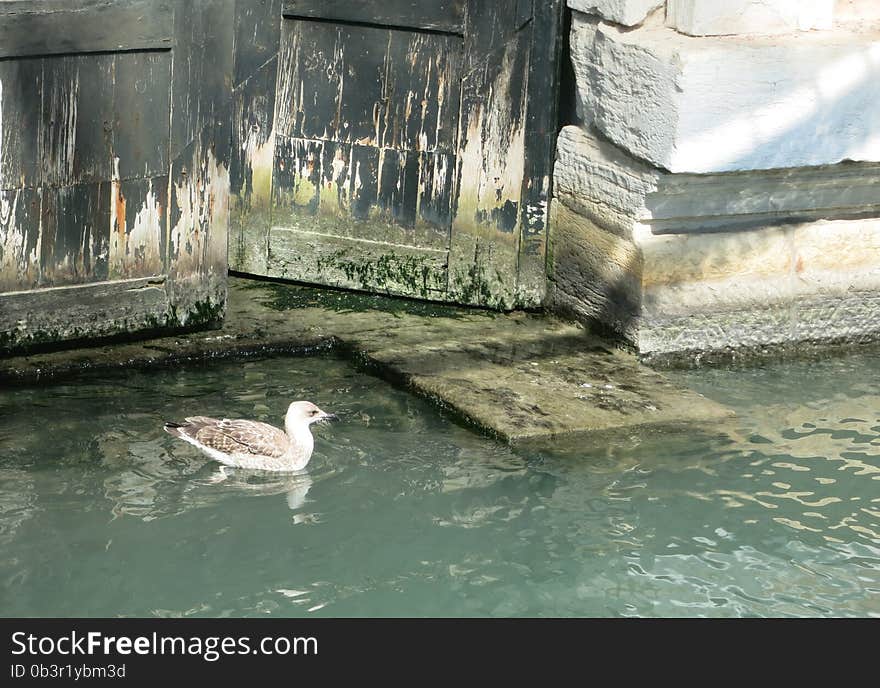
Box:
[517,0,564,305]
[109,176,167,280]
[169,0,204,159]
[276,20,461,152]
[40,54,115,188]
[229,0,282,275]
[272,136,455,249]
[169,128,230,284]
[0,187,41,291]
[282,0,465,34]
[0,59,41,191]
[0,0,173,59]
[235,0,284,88]
[40,182,111,287]
[448,1,531,308]
[113,51,172,181]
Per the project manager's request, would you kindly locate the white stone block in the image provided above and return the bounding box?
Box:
[835,0,880,25]
[571,14,880,172]
[568,0,664,27]
[666,0,834,36]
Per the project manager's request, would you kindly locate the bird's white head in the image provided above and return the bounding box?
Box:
[285,401,337,433]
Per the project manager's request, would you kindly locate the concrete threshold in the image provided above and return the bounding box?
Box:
[0,277,733,443]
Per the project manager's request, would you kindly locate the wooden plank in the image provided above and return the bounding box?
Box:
[377,148,419,227]
[415,149,456,232]
[275,20,347,142]
[199,0,235,137]
[229,57,279,274]
[267,226,448,299]
[0,0,173,59]
[113,52,172,181]
[40,54,115,188]
[0,275,170,352]
[169,0,204,158]
[448,0,531,309]
[378,29,462,152]
[234,0,284,87]
[168,128,229,283]
[109,176,167,279]
[0,187,41,292]
[0,59,42,191]
[350,144,380,220]
[516,0,564,306]
[39,182,111,288]
[273,136,322,217]
[282,0,465,35]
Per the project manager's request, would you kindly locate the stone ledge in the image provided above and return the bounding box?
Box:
[554,125,880,237]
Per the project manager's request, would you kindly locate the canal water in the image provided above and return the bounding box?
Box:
[0,352,878,617]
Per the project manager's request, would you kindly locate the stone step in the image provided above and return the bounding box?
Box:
[0,277,733,443]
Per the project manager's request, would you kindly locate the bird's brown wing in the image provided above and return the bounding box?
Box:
[187,418,289,458]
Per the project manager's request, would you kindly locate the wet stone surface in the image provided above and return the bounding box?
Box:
[0,277,732,442]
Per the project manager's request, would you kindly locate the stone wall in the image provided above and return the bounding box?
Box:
[551,0,880,364]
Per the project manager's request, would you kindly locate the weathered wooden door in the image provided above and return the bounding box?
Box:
[230,0,562,309]
[0,0,232,353]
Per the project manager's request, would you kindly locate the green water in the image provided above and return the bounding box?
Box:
[0,353,878,617]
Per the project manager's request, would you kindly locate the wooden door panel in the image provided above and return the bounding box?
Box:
[229,1,564,309]
[269,15,463,296]
[1,49,171,291]
[0,1,232,353]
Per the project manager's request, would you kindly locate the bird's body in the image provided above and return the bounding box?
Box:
[164,401,336,472]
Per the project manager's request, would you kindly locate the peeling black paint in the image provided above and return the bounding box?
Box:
[0,58,41,190]
[114,51,172,180]
[40,182,111,287]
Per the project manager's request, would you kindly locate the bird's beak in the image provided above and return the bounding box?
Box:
[320,412,339,423]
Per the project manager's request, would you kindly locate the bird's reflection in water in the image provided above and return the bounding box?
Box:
[101,434,328,520]
[199,466,314,511]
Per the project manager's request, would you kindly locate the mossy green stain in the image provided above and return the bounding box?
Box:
[246,279,472,320]
[311,250,446,299]
[2,297,225,355]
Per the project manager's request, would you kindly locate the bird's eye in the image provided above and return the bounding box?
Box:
[309,410,318,416]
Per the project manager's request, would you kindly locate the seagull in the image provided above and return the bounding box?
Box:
[164,401,337,472]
